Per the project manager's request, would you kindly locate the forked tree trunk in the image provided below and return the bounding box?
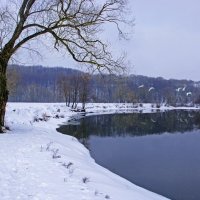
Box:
[0,58,9,133]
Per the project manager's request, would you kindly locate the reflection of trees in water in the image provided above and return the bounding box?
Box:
[57,111,200,140]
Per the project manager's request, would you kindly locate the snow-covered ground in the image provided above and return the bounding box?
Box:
[86,103,200,113]
[2,102,197,200]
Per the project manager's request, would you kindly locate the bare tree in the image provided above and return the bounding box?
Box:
[57,75,71,106]
[58,73,90,110]
[113,75,128,103]
[0,0,132,132]
[79,73,91,111]
[71,74,81,109]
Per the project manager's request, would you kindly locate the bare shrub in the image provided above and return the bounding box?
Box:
[82,177,90,184]
[156,104,161,108]
[52,149,61,159]
[46,142,53,151]
[105,195,110,199]
[33,116,40,122]
[62,162,73,169]
[42,113,50,121]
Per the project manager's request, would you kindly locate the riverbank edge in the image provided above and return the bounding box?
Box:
[4,102,197,200]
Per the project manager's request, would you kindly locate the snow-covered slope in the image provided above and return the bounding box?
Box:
[0,103,170,200]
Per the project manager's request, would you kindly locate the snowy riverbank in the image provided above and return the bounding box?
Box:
[2,102,196,200]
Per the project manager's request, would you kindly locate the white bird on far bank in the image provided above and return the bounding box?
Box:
[138,85,144,88]
[182,86,186,91]
[148,87,155,92]
[186,92,192,96]
[176,87,182,92]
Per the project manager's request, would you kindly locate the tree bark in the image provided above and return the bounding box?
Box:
[0,57,9,133]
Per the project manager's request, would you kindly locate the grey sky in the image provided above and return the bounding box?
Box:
[21,0,200,81]
[128,0,200,81]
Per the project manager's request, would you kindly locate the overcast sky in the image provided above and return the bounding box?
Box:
[128,0,200,81]
[22,0,200,81]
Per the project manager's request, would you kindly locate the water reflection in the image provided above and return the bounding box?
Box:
[57,110,200,200]
[57,110,200,139]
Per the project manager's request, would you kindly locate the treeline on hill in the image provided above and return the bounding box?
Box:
[7,65,200,106]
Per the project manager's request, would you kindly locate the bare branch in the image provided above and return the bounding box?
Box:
[0,0,133,73]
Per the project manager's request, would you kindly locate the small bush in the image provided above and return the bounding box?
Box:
[62,162,73,169]
[42,113,50,121]
[156,104,161,108]
[54,114,60,119]
[82,177,89,183]
[132,103,138,108]
[52,148,61,159]
[5,126,10,131]
[33,116,40,122]
[33,113,50,122]
[46,142,53,151]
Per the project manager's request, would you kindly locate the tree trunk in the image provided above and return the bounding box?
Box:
[67,93,71,107]
[64,94,67,107]
[0,59,9,133]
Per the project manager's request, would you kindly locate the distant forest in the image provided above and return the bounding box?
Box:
[7,65,200,106]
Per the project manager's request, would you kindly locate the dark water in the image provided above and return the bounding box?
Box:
[57,110,200,200]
